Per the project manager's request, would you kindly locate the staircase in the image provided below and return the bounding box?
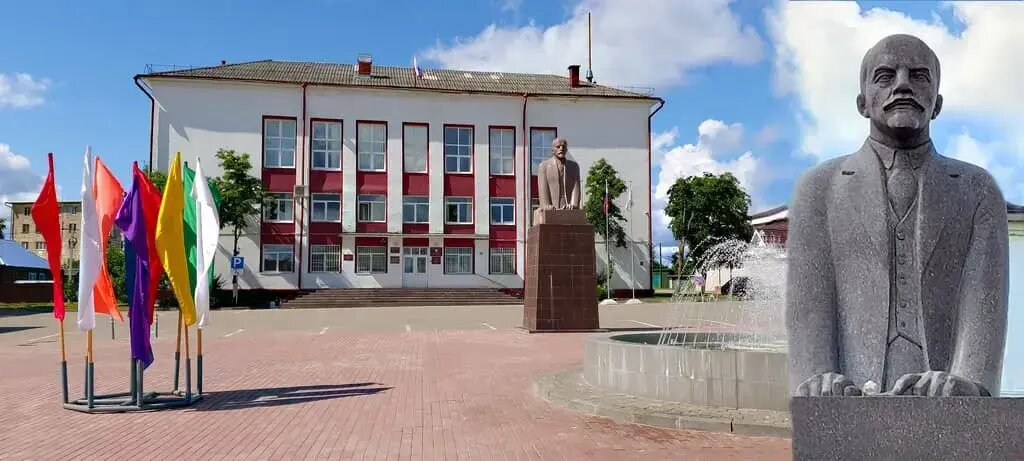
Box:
[281,288,523,309]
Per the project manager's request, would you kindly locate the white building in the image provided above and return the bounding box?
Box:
[135,57,662,294]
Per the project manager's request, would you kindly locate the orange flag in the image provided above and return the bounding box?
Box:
[93,156,125,321]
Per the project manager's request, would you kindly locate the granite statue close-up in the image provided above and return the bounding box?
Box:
[785,34,1009,397]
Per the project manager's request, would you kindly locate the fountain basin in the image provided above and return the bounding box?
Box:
[583,331,790,412]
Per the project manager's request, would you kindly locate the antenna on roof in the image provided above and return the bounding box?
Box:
[586,11,594,83]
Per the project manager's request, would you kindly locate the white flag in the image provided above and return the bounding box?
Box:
[192,159,220,328]
[76,147,102,332]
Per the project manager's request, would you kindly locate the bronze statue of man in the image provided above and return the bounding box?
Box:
[786,34,1008,397]
[537,137,581,210]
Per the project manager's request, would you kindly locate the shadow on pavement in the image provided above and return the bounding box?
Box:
[198,383,391,410]
[0,325,44,335]
[0,307,53,318]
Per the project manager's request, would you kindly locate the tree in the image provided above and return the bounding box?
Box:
[0,217,6,240]
[209,149,264,258]
[583,159,628,248]
[143,165,168,192]
[106,243,128,304]
[665,172,753,278]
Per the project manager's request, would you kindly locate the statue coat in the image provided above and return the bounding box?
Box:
[785,139,1009,394]
[537,157,581,210]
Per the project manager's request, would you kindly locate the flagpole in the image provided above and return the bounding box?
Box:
[58,319,68,404]
[86,330,94,409]
[602,179,616,304]
[184,323,192,401]
[173,311,182,391]
[197,328,203,395]
[626,181,639,304]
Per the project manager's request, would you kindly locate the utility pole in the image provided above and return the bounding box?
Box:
[600,179,617,305]
[625,181,640,304]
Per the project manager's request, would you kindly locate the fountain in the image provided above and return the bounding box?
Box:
[583,235,791,411]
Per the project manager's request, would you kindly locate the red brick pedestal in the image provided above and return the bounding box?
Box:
[523,209,600,332]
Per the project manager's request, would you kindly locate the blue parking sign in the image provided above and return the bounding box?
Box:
[230,256,245,270]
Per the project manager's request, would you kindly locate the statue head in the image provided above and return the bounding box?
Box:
[551,137,568,160]
[856,34,943,147]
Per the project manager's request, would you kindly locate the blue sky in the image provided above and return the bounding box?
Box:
[1,0,1022,249]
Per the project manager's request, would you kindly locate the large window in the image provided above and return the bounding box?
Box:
[311,120,342,170]
[35,242,46,250]
[403,196,429,223]
[444,126,473,173]
[489,247,515,274]
[445,197,473,224]
[357,195,386,223]
[309,244,341,272]
[403,124,428,173]
[357,122,386,171]
[356,246,387,274]
[311,193,341,222]
[263,192,293,222]
[489,127,515,175]
[264,118,296,168]
[490,198,514,225]
[21,224,29,233]
[530,128,556,175]
[444,247,473,274]
[262,244,294,272]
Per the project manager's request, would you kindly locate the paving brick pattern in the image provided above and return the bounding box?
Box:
[0,328,790,460]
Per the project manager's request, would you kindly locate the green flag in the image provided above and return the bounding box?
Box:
[183,163,223,294]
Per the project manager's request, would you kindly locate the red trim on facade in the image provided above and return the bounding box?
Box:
[403,175,429,195]
[260,225,294,244]
[443,175,474,196]
[489,176,516,197]
[355,237,388,246]
[443,238,474,248]
[445,224,474,235]
[358,222,387,233]
[355,172,388,194]
[403,223,428,234]
[489,239,516,248]
[307,231,342,245]
[309,170,343,192]
[489,225,516,241]
[403,237,429,247]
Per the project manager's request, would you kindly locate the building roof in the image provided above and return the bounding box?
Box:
[0,240,49,270]
[137,60,659,100]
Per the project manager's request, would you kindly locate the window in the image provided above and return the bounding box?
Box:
[311,121,342,170]
[356,246,387,273]
[357,122,386,171]
[21,224,29,233]
[35,242,46,250]
[262,244,294,272]
[264,118,296,168]
[445,197,472,224]
[444,126,473,173]
[403,124,428,173]
[530,128,557,174]
[20,242,28,249]
[489,128,515,175]
[264,193,294,222]
[311,193,341,222]
[403,196,429,223]
[444,247,473,274]
[68,223,77,232]
[490,247,515,274]
[490,198,514,225]
[23,207,30,216]
[310,244,341,272]
[357,195,386,222]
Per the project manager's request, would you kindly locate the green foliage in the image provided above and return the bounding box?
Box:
[143,164,168,192]
[665,172,753,276]
[209,149,265,257]
[583,159,627,248]
[106,244,128,304]
[62,259,79,302]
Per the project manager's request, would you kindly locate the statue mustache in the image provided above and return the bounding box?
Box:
[883,97,924,112]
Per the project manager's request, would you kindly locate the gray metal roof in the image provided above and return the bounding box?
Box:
[0,240,49,270]
[138,60,658,100]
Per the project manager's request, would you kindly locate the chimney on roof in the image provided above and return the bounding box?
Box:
[568,65,581,88]
[220,60,227,65]
[357,54,372,75]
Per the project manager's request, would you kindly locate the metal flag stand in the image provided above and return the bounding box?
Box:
[62,309,203,413]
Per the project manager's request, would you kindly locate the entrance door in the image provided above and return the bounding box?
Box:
[402,247,429,287]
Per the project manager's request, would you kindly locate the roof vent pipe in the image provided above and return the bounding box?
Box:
[357,54,372,75]
[568,65,581,88]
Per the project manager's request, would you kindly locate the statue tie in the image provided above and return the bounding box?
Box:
[887,152,916,218]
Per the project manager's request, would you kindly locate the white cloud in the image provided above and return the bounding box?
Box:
[423,0,763,88]
[944,130,1024,204]
[0,73,50,109]
[501,0,522,13]
[0,144,45,225]
[651,120,765,245]
[768,1,1024,159]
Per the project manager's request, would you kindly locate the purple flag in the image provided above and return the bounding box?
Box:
[115,163,154,369]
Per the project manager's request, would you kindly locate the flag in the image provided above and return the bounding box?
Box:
[155,152,197,326]
[192,159,220,328]
[136,165,164,324]
[115,162,155,368]
[603,181,610,215]
[30,153,65,320]
[413,57,423,78]
[92,156,125,321]
[183,163,199,297]
[76,147,103,332]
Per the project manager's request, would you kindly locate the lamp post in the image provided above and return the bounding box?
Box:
[624,183,641,304]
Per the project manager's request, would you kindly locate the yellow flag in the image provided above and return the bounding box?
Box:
[156,152,197,326]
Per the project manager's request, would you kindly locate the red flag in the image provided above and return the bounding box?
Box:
[92,156,125,321]
[30,153,65,320]
[603,192,609,215]
[135,163,164,323]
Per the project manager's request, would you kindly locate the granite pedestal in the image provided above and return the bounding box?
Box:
[790,396,1024,460]
[523,209,600,332]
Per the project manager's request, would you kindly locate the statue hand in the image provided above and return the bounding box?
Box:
[538,205,555,211]
[890,371,990,396]
[796,372,862,397]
